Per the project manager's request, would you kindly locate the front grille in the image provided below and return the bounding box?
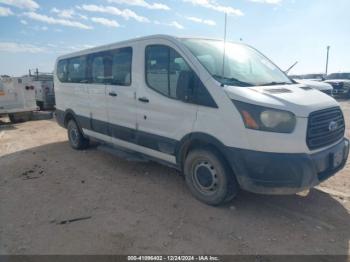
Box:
[330,82,344,89]
[321,89,332,95]
[307,107,345,150]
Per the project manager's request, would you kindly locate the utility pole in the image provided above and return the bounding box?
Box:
[325,46,330,75]
[222,12,227,78]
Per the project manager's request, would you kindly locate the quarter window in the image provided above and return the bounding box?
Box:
[57,59,68,82]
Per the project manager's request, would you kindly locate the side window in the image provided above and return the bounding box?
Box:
[146,45,193,99]
[169,49,191,98]
[110,47,132,86]
[145,45,169,96]
[67,56,87,83]
[57,59,68,82]
[146,45,218,108]
[91,53,107,84]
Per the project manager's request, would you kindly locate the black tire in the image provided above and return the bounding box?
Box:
[36,101,44,111]
[184,148,238,206]
[8,114,18,123]
[67,119,89,150]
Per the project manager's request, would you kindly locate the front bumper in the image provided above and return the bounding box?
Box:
[331,86,350,95]
[224,138,349,194]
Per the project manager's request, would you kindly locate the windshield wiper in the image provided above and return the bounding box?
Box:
[259,81,291,86]
[212,75,254,87]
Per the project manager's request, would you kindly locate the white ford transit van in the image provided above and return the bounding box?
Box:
[54,35,349,205]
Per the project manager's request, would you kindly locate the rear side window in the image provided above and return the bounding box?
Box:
[91,53,107,84]
[67,56,87,83]
[56,47,132,85]
[109,47,132,86]
[57,60,68,82]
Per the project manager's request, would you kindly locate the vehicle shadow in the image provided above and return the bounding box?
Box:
[0,141,349,256]
[0,120,16,130]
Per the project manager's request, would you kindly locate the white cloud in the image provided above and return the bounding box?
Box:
[51,7,75,19]
[91,17,120,27]
[153,20,184,29]
[76,4,149,23]
[183,0,243,16]
[23,12,93,30]
[0,0,39,10]
[20,19,27,24]
[186,16,216,26]
[0,6,13,16]
[32,25,48,31]
[0,42,46,53]
[51,7,88,20]
[107,0,170,10]
[169,21,184,29]
[248,0,282,4]
[78,14,88,20]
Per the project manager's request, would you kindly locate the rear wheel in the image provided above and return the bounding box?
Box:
[67,119,89,150]
[184,148,238,206]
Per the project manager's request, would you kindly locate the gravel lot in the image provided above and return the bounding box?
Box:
[0,100,349,255]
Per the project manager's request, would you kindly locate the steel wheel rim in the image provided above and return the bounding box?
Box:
[69,126,79,146]
[192,160,219,196]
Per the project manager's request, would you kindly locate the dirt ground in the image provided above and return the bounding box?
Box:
[0,101,350,255]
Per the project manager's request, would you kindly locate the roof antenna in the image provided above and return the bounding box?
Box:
[222,12,228,80]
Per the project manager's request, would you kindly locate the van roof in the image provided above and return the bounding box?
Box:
[56,34,241,61]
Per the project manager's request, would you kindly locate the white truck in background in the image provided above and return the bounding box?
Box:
[0,75,38,123]
[29,69,55,110]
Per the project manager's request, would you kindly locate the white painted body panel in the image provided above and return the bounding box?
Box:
[295,79,333,92]
[0,77,37,115]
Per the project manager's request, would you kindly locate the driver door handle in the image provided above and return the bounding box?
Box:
[109,92,117,97]
[138,97,149,103]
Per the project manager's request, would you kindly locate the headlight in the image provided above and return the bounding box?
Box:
[233,100,296,133]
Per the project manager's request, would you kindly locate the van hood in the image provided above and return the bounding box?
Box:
[325,79,350,84]
[223,83,339,117]
[294,79,333,91]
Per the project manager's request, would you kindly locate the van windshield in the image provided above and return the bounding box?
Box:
[181,39,292,87]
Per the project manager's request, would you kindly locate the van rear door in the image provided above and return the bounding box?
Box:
[0,78,19,112]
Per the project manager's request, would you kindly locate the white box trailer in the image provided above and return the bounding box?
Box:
[0,76,38,123]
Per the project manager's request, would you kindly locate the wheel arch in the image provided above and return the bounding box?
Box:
[63,109,78,128]
[176,132,237,175]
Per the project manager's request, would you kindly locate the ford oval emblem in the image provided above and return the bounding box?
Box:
[328,121,338,132]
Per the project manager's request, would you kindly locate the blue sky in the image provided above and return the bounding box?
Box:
[0,0,349,76]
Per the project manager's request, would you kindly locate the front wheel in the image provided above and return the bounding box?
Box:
[67,119,89,150]
[184,148,238,206]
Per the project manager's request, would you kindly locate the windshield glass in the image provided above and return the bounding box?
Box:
[181,39,292,87]
[327,73,350,80]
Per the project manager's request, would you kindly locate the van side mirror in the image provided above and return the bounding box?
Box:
[176,70,195,102]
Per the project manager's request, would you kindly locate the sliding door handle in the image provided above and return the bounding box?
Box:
[109,92,117,97]
[138,97,149,103]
